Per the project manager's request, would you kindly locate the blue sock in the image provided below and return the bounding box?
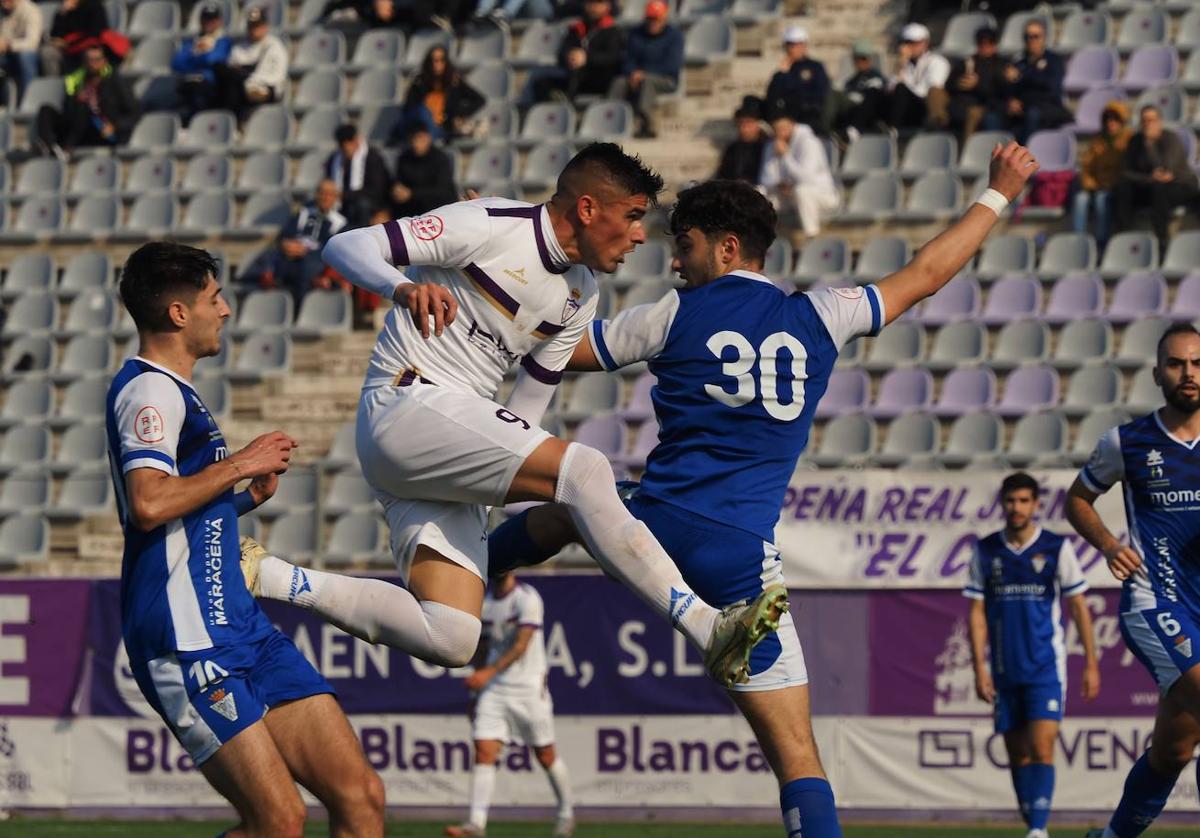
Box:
[487,508,557,576]
[780,777,841,838]
[1012,765,1032,825]
[1109,752,1180,837]
[1026,763,1054,830]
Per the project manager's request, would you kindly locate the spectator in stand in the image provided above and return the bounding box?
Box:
[1073,100,1130,247]
[889,22,950,131]
[525,0,625,105]
[764,25,830,134]
[473,0,556,24]
[0,0,42,100]
[171,2,232,123]
[39,0,107,78]
[397,45,485,143]
[255,180,348,307]
[608,0,682,139]
[992,18,1070,142]
[833,38,886,141]
[715,96,766,184]
[946,26,1006,141]
[216,6,287,124]
[1113,105,1200,251]
[33,45,138,157]
[326,123,393,228]
[390,123,458,217]
[758,115,838,238]
[320,0,469,31]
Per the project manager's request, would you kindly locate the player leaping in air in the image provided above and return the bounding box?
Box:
[485,142,1038,838]
[239,143,783,688]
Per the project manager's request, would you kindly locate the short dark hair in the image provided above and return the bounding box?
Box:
[1157,322,1200,363]
[555,142,664,206]
[1000,471,1040,499]
[669,179,777,264]
[334,123,358,144]
[120,242,219,332]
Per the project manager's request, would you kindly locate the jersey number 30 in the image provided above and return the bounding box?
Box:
[704,330,807,421]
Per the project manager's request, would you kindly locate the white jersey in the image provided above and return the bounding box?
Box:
[481,582,547,691]
[364,198,598,398]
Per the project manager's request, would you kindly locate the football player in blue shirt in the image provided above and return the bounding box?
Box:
[964,472,1100,838]
[107,242,384,837]
[1069,323,1200,838]
[488,143,1039,837]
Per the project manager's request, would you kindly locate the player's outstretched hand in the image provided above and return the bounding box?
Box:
[987,141,1039,202]
[974,668,996,704]
[394,282,458,339]
[1103,543,1142,582]
[1081,662,1100,701]
[229,431,297,479]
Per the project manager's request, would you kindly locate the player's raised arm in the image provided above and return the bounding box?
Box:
[875,142,1038,324]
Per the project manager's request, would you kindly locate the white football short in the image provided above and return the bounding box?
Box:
[356,381,551,581]
[472,686,556,748]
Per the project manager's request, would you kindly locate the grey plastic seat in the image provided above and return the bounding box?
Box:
[1,293,56,338]
[57,335,114,380]
[293,69,345,113]
[291,107,343,153]
[54,377,107,427]
[0,378,52,427]
[560,375,620,421]
[927,321,987,371]
[181,154,233,194]
[793,237,850,283]
[577,100,634,141]
[956,131,1015,178]
[467,61,512,102]
[53,422,107,474]
[1177,7,1200,53]
[266,510,317,564]
[521,102,575,145]
[1000,10,1052,55]
[128,0,179,37]
[900,133,956,180]
[239,104,290,150]
[1053,318,1114,370]
[401,28,453,72]
[322,421,357,470]
[193,336,230,377]
[899,170,962,221]
[293,149,328,195]
[1117,4,1167,52]
[123,113,180,158]
[68,156,119,197]
[2,336,55,378]
[463,144,517,189]
[918,275,982,325]
[613,240,672,289]
[1,253,53,299]
[852,236,909,281]
[124,155,175,195]
[15,158,64,196]
[17,78,63,122]
[64,195,119,241]
[864,321,925,371]
[1063,363,1122,418]
[1127,364,1163,412]
[48,469,113,519]
[1117,317,1171,368]
[360,104,404,144]
[191,376,230,421]
[869,367,934,418]
[0,423,49,471]
[1183,50,1200,95]
[456,23,509,69]
[349,68,399,109]
[288,0,326,35]
[1059,8,1110,53]
[0,114,10,152]
[112,192,177,241]
[938,411,1005,467]
[236,190,292,235]
[254,468,317,519]
[292,29,347,75]
[992,320,1051,369]
[997,365,1060,417]
[870,412,940,467]
[940,11,997,59]
[0,514,49,565]
[1008,411,1069,466]
[129,34,177,76]
[1160,230,1200,278]
[1039,232,1097,279]
[814,368,869,419]
[4,196,65,241]
[840,134,897,180]
[179,110,236,153]
[621,280,674,309]
[135,74,180,113]
[350,29,404,70]
[519,141,574,190]
[176,191,234,239]
[287,289,349,337]
[324,512,386,566]
[1108,271,1169,323]
[977,235,1035,280]
[324,470,377,517]
[236,151,287,195]
[233,333,292,377]
[981,274,1042,325]
[684,15,735,66]
[763,239,794,278]
[234,290,293,337]
[1071,408,1131,465]
[1137,84,1184,123]
[1099,232,1158,279]
[811,414,876,467]
[837,172,901,223]
[513,20,564,69]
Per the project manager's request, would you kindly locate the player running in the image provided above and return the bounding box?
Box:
[1069,323,1200,838]
[964,472,1100,838]
[106,243,384,838]
[486,143,1038,836]
[240,143,782,688]
[445,573,575,838]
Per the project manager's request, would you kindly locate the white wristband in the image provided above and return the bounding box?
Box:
[974,188,1009,217]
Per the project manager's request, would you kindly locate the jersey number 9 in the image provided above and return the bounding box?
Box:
[704,330,808,421]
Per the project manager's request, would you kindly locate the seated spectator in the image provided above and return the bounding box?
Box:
[39,0,107,78]
[758,116,838,238]
[397,45,485,143]
[889,22,950,131]
[1074,100,1130,247]
[946,26,1006,141]
[215,6,287,124]
[33,45,138,156]
[254,180,348,306]
[390,123,458,217]
[764,25,830,134]
[1113,105,1200,251]
[525,0,625,105]
[715,97,766,184]
[0,0,42,100]
[474,0,556,24]
[326,123,393,227]
[991,18,1070,142]
[833,38,886,141]
[608,0,682,139]
[320,0,469,31]
[171,2,232,123]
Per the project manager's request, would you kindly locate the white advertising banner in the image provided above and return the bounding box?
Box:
[776,469,1129,589]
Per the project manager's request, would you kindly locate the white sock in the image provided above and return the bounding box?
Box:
[554,443,718,650]
[544,757,573,819]
[467,762,496,829]
[256,556,480,666]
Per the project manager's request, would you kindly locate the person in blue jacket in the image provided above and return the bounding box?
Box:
[607,0,683,139]
[171,2,232,123]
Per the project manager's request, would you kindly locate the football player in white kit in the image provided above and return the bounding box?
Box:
[445,573,574,838]
[240,144,785,688]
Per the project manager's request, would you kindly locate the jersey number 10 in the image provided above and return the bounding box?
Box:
[704,330,807,422]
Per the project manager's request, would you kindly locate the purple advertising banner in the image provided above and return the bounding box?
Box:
[0,580,91,716]
[869,590,1160,718]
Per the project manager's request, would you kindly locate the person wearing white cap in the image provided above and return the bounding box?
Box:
[764,23,830,133]
[758,114,839,237]
[889,21,951,130]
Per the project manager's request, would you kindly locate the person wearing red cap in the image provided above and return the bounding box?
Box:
[607,0,683,138]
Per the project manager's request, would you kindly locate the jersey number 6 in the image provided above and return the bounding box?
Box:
[704,330,808,421]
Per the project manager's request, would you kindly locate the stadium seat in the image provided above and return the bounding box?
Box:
[293,290,352,337]
[190,375,230,422]
[173,191,234,240]
[463,144,518,190]
[513,20,565,69]
[1137,84,1185,123]
[899,132,956,180]
[957,131,1014,178]
[868,368,934,418]
[128,33,177,77]
[999,10,1052,56]
[134,74,180,113]
[52,422,106,475]
[293,68,346,112]
[17,77,63,123]
[456,101,516,147]
[997,365,1060,417]
[918,275,981,325]
[1127,364,1163,412]
[763,238,794,278]
[1063,363,1123,418]
[1039,232,1097,279]
[1008,411,1069,467]
[837,172,901,223]
[456,22,510,69]
[467,61,513,102]
[927,321,987,371]
[348,68,400,110]
[1117,5,1167,53]
[1044,272,1105,324]
[323,470,376,517]
[287,0,327,36]
[864,321,925,371]
[322,421,357,470]
[1071,408,1130,466]
[840,134,897,181]
[793,237,850,284]
[53,377,107,428]
[617,419,658,472]
[0,425,50,472]
[1182,51,1200,94]
[349,29,405,70]
[940,11,997,59]
[573,414,628,461]
[1,293,56,338]
[1063,46,1119,95]
[981,274,1042,325]
[0,514,49,566]
[239,104,291,151]
[898,170,962,222]
[128,0,180,38]
[1107,272,1169,322]
[1025,129,1076,172]
[937,411,1003,467]
[181,153,233,194]
[811,414,876,467]
[976,234,1036,280]
[520,102,576,145]
[1070,84,1127,134]
[815,368,870,419]
[15,158,64,196]
[872,412,940,467]
[68,155,119,197]
[232,333,292,378]
[852,236,910,282]
[324,512,387,566]
[0,161,8,193]
[0,378,52,428]
[255,468,317,520]
[1,253,53,299]
[618,371,657,422]
[236,190,292,236]
[1053,318,1114,370]
[234,289,294,337]
[291,106,343,153]
[55,335,114,381]
[1099,231,1158,279]
[684,15,735,66]
[577,100,634,141]
[191,337,230,377]
[519,141,574,190]
[2,196,65,242]
[622,280,673,309]
[292,29,347,76]
[48,469,113,519]
[1122,44,1180,93]
[933,366,996,417]
[179,110,236,153]
[1169,272,1200,319]
[0,471,50,516]
[401,28,453,72]
[267,511,317,564]
[1159,230,1200,278]
[293,149,329,195]
[992,320,1051,369]
[1058,8,1110,54]
[2,336,55,379]
[561,374,621,421]
[236,151,288,196]
[0,113,11,152]
[123,155,175,196]
[112,192,178,242]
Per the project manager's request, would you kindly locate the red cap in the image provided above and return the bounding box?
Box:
[645,0,668,19]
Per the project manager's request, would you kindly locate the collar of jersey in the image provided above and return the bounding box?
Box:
[1002,526,1043,555]
[133,355,195,389]
[1153,409,1200,450]
[539,205,571,270]
[724,269,775,286]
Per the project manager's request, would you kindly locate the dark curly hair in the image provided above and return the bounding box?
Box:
[555,143,664,205]
[120,242,219,333]
[669,179,777,264]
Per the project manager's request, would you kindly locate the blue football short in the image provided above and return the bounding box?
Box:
[130,629,334,765]
[1121,604,1200,697]
[993,681,1065,734]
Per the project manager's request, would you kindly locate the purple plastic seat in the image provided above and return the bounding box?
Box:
[1025,130,1077,173]
[1107,271,1169,323]
[1071,86,1126,134]
[816,368,870,419]
[1121,44,1179,93]
[1044,273,1105,324]
[573,414,628,461]
[981,274,1043,325]
[996,366,1061,417]
[1064,46,1119,94]
[1170,273,1200,319]
[618,371,657,422]
[868,368,934,419]
[933,367,997,417]
[917,275,981,325]
[618,420,659,470]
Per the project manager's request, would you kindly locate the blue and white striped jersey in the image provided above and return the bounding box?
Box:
[106,357,273,665]
[588,271,883,542]
[963,528,1087,688]
[1079,411,1200,617]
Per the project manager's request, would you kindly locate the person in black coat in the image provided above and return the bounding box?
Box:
[525,0,625,105]
[325,123,393,227]
[764,25,830,133]
[39,0,106,76]
[715,98,767,184]
[946,26,1008,140]
[992,18,1071,142]
[390,123,459,217]
[33,46,139,156]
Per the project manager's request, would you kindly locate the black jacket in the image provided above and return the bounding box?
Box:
[716,138,766,185]
[402,76,486,134]
[324,146,393,217]
[560,15,626,94]
[391,146,458,217]
[65,72,140,143]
